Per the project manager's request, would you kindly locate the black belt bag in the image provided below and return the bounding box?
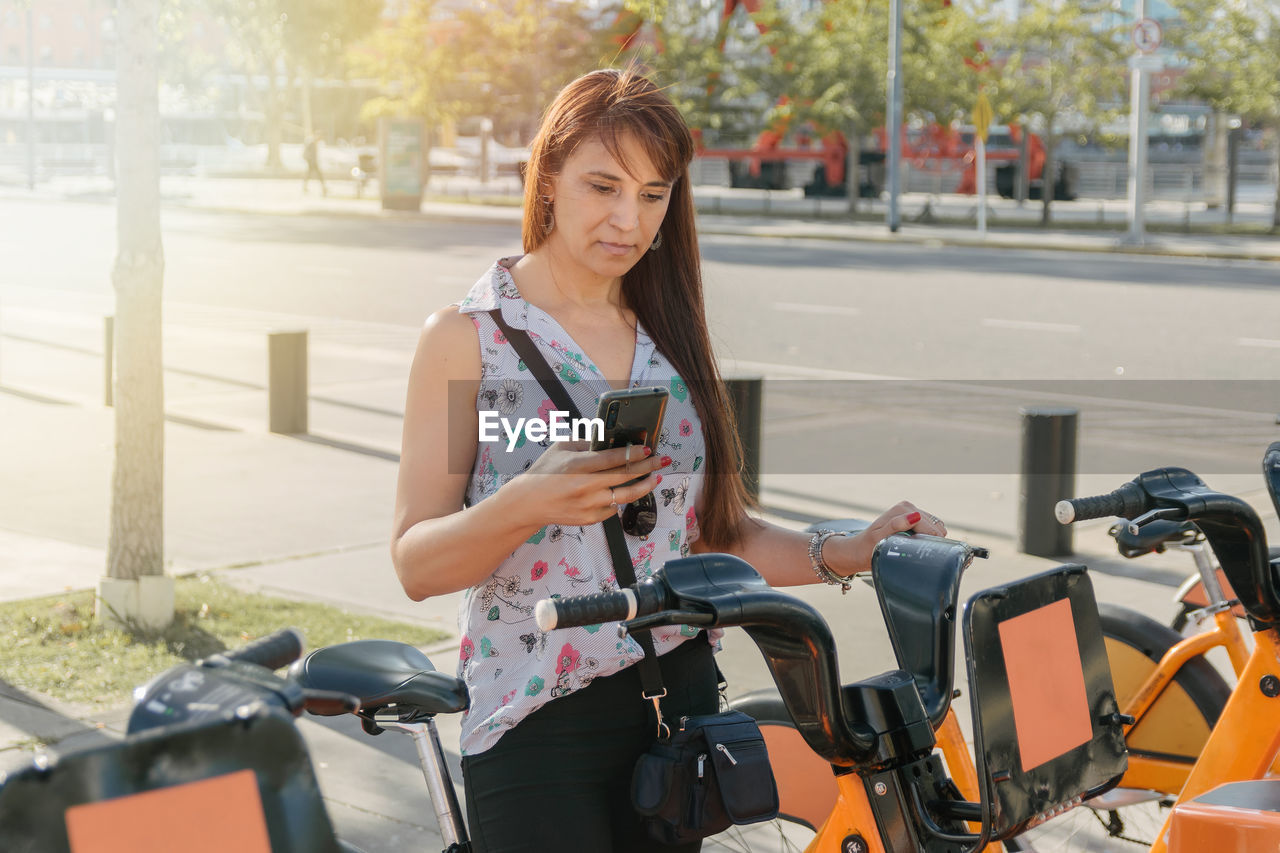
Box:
[490,309,780,844]
[632,709,780,844]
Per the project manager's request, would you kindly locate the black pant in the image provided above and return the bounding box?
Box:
[461,637,719,852]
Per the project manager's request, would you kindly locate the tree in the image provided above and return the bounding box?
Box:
[748,0,889,213]
[101,0,172,631]
[749,0,991,212]
[204,0,383,167]
[1169,0,1280,228]
[987,0,1126,224]
[353,0,457,127]
[357,0,610,144]
[279,0,382,139]
[620,0,742,140]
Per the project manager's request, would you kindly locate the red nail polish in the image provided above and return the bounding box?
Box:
[661,456,672,467]
[907,511,922,525]
[643,446,652,457]
[656,474,663,484]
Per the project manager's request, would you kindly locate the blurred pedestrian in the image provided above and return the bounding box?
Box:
[303,134,326,196]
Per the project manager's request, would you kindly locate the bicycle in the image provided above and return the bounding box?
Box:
[718,516,1229,852]
[1051,458,1280,853]
[539,459,1280,853]
[0,628,471,853]
[538,533,1132,853]
[1063,439,1280,839]
[760,441,1280,850]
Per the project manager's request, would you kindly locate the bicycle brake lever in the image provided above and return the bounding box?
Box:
[1126,507,1187,537]
[619,611,715,635]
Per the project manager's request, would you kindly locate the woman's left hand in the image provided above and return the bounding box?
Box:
[822,501,948,579]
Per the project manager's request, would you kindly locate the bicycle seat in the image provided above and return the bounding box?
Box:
[290,640,468,719]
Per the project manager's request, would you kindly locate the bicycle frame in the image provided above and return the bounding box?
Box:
[1148,625,1280,853]
[1116,606,1250,794]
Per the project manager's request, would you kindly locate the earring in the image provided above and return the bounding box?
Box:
[544,212,555,236]
[649,231,663,252]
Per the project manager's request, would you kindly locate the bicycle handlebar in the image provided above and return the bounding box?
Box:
[1054,481,1148,524]
[535,581,668,631]
[209,628,306,671]
[1059,466,1276,627]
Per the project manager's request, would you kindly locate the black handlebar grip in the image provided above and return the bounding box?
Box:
[536,590,636,631]
[1055,482,1147,524]
[218,628,306,670]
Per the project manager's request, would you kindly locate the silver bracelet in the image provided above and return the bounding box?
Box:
[808,530,853,593]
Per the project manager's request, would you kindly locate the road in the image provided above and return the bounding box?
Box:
[4,196,1277,482]
[6,197,1279,377]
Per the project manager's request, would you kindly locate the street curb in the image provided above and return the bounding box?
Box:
[696,223,1280,262]
[7,184,1276,262]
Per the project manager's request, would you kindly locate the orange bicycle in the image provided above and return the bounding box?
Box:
[540,534,1131,853]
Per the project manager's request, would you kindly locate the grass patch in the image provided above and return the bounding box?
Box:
[0,574,451,709]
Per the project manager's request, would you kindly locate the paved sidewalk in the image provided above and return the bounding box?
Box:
[1,184,1278,850]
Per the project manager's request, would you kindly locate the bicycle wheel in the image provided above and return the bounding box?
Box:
[706,691,821,852]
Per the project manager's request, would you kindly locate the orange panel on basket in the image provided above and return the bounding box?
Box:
[65,769,271,853]
[997,597,1092,772]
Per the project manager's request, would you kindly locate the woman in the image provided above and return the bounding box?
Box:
[392,68,947,852]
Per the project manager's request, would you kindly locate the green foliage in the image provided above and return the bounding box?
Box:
[1168,0,1280,124]
[624,0,743,136]
[985,0,1126,131]
[753,0,887,135]
[903,0,997,127]
[281,0,383,77]
[356,0,612,141]
[0,576,449,709]
[204,0,381,78]
[629,0,1001,142]
[352,0,454,124]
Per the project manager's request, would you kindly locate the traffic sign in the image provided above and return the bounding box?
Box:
[1132,17,1162,53]
[1128,53,1164,72]
[972,92,994,144]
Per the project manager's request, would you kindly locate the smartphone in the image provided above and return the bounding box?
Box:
[591,386,668,458]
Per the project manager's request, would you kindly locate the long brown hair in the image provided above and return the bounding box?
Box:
[521,68,754,549]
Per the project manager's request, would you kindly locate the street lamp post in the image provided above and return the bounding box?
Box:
[885,0,904,233]
[1125,0,1153,244]
[26,5,35,190]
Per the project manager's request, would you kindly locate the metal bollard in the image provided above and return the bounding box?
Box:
[268,330,308,434]
[103,316,114,407]
[725,376,763,502]
[1018,407,1078,557]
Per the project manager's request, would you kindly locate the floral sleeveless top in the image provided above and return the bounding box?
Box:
[453,258,711,756]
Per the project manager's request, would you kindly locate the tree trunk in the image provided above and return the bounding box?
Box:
[1203,111,1228,209]
[109,0,165,585]
[1273,131,1280,231]
[845,123,862,217]
[1040,124,1054,226]
[265,66,283,170]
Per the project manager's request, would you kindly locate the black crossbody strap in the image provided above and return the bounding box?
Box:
[488,309,667,701]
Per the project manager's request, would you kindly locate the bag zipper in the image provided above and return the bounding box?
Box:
[716,743,738,765]
[697,753,707,779]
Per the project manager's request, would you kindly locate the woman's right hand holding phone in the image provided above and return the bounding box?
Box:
[508,442,669,528]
